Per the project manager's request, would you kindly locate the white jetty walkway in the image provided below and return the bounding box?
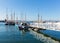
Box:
[30,22,60,31]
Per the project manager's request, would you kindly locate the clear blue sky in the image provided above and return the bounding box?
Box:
[0,0,60,21]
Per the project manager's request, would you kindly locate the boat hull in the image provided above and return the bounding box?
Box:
[5,21,15,25]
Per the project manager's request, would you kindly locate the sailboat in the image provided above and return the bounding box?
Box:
[18,13,30,30]
[5,10,15,25]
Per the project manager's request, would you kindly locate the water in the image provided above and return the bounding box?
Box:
[30,29,60,43]
[0,22,60,43]
[0,22,43,43]
[40,30,60,40]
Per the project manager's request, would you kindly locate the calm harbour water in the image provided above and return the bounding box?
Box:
[0,22,60,43]
[0,22,43,43]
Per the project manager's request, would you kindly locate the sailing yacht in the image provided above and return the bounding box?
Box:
[5,11,15,25]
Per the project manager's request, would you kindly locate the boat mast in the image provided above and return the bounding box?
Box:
[38,12,39,27]
[6,14,8,21]
[6,9,8,21]
[25,13,26,22]
[41,16,42,23]
[38,8,40,28]
[21,13,23,22]
[14,11,15,21]
[11,10,13,21]
[16,15,18,21]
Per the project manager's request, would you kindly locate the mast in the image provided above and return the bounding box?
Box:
[25,13,26,22]
[21,13,23,22]
[11,12,12,20]
[16,15,18,21]
[41,16,42,23]
[6,9,8,20]
[14,11,15,21]
[37,8,40,27]
[6,14,8,20]
[38,8,40,27]
[38,13,39,27]
[11,10,13,21]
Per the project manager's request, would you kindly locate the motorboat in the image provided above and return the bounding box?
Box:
[18,22,30,30]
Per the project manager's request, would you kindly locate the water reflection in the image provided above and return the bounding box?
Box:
[20,30,29,36]
[30,29,60,43]
[0,23,43,43]
[1,22,57,43]
[18,30,43,43]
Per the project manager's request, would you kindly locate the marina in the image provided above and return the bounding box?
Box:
[0,12,60,43]
[0,22,60,43]
[0,22,43,43]
[0,0,60,43]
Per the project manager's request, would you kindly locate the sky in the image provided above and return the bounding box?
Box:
[0,0,60,21]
